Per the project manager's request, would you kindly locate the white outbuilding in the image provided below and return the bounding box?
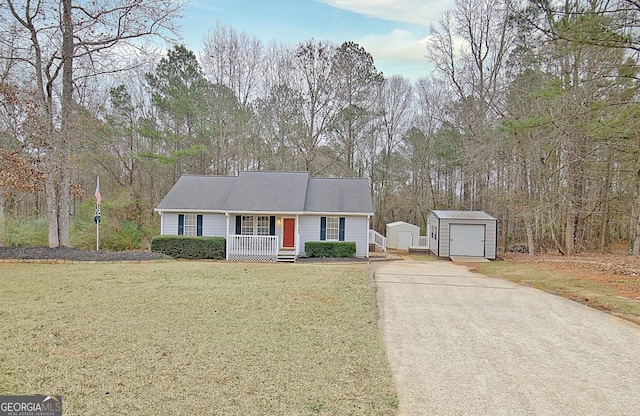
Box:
[386,221,421,250]
[427,210,497,259]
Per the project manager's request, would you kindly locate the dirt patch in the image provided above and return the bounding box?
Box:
[501,252,640,319]
[0,246,173,262]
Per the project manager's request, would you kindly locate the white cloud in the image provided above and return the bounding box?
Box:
[358,29,429,63]
[315,0,449,26]
[356,29,434,80]
[313,1,446,80]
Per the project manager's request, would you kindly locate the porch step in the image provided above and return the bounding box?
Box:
[276,250,297,263]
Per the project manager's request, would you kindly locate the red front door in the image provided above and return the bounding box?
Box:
[283,218,295,248]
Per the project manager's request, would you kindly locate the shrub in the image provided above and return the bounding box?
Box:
[5,217,49,247]
[3,196,156,250]
[71,219,97,250]
[71,190,159,251]
[305,241,357,258]
[73,219,153,251]
[151,236,226,259]
[102,220,148,251]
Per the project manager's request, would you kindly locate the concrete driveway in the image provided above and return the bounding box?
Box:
[373,260,640,415]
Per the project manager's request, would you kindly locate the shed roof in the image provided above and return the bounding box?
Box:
[430,210,497,220]
[386,221,420,228]
[155,171,374,215]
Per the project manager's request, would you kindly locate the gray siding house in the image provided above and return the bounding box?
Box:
[154,171,374,261]
[427,210,498,260]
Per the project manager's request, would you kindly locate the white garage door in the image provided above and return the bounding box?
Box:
[449,224,485,257]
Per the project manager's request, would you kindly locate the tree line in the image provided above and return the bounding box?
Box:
[2,0,640,255]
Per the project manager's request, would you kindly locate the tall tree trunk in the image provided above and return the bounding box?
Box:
[44,97,59,247]
[565,199,576,256]
[526,216,535,256]
[632,147,640,254]
[58,0,74,247]
[45,152,59,247]
[599,143,615,253]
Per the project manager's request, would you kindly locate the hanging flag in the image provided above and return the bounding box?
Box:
[95,177,102,205]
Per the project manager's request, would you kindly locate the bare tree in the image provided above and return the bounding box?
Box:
[291,39,338,173]
[373,75,414,228]
[201,22,265,106]
[2,0,183,246]
[409,77,450,220]
[329,41,383,176]
[426,0,518,245]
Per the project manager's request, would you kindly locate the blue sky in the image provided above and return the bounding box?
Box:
[180,0,451,82]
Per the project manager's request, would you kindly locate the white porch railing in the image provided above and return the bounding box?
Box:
[369,229,387,252]
[227,235,279,262]
[411,235,429,248]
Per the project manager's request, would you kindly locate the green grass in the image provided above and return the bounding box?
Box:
[0,262,397,415]
[476,261,640,322]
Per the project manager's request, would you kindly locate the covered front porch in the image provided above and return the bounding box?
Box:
[225,213,300,262]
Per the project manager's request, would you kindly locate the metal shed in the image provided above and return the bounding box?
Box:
[426,210,497,259]
[386,221,421,250]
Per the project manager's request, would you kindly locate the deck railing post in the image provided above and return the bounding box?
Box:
[369,229,387,252]
[227,235,279,261]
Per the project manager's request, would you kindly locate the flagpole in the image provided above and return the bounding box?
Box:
[96,214,99,251]
[94,176,101,251]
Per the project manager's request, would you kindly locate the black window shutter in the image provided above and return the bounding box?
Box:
[235,215,241,235]
[197,215,203,236]
[320,217,326,241]
[269,216,276,236]
[178,214,184,235]
[339,217,345,241]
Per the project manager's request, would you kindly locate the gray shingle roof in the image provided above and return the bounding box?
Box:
[223,171,309,212]
[155,175,235,211]
[155,171,374,215]
[304,177,374,214]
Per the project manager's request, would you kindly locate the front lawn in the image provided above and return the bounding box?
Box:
[0,262,397,415]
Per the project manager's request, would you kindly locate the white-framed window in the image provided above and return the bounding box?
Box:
[239,215,272,235]
[257,216,270,235]
[241,215,254,235]
[326,216,339,241]
[184,214,197,236]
